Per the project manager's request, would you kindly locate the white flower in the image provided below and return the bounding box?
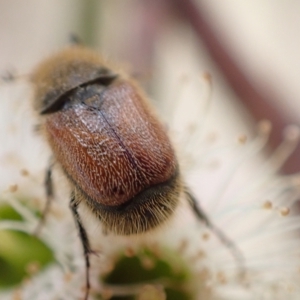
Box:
[1,55,300,300]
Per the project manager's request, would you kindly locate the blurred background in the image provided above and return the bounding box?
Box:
[1,0,300,296]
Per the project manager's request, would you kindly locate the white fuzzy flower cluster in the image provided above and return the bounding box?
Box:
[1,72,300,300]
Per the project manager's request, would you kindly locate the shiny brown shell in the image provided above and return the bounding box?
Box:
[31,46,181,235]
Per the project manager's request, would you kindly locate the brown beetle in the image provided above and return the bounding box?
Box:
[31,46,243,299]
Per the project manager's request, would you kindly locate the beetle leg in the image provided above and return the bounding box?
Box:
[69,194,91,300]
[185,188,246,277]
[34,160,54,235]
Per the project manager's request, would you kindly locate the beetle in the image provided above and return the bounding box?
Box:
[30,45,243,299]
